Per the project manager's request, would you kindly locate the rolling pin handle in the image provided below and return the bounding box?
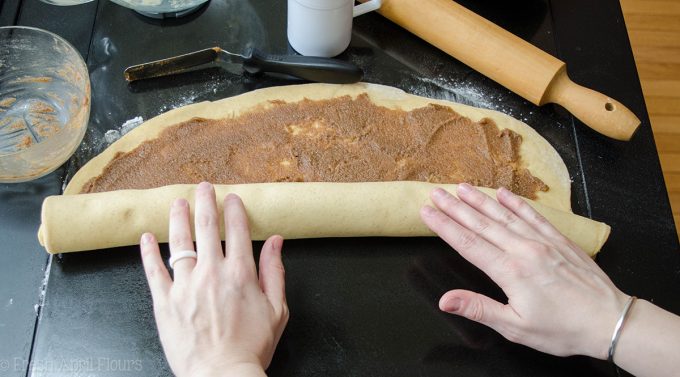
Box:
[543,67,641,141]
[363,0,640,141]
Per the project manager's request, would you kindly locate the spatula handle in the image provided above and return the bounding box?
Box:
[242,49,363,84]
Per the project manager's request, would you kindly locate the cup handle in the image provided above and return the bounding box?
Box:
[353,0,381,17]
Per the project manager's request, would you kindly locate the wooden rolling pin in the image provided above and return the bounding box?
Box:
[363,0,640,140]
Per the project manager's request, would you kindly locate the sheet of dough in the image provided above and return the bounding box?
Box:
[39,182,609,257]
[63,83,572,213]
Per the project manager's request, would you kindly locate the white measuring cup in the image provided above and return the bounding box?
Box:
[288,0,382,57]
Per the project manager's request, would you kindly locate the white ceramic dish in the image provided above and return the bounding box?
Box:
[110,0,210,14]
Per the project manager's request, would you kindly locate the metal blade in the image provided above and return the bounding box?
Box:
[124,47,220,82]
[214,48,248,74]
[216,48,247,63]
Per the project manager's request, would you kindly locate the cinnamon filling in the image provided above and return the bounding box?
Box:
[82,94,548,198]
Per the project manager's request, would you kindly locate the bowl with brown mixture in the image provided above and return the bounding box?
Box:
[0,26,90,183]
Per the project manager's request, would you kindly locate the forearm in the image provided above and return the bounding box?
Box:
[613,300,680,377]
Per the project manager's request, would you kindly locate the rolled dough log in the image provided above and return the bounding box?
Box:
[38,182,610,256]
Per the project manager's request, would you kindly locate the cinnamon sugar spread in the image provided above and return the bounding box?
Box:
[82,94,548,198]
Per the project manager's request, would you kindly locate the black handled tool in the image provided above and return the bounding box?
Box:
[124,47,363,84]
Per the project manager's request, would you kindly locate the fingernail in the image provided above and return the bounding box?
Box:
[458,183,472,194]
[173,198,188,207]
[432,188,450,199]
[422,205,438,216]
[141,233,154,245]
[225,193,241,207]
[198,181,213,191]
[273,236,283,251]
[441,297,462,312]
[498,188,518,203]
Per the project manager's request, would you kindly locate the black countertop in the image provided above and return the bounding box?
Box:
[1,1,678,376]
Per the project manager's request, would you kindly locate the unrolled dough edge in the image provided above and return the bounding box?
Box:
[64,83,572,212]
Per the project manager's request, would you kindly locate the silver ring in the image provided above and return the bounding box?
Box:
[169,250,197,269]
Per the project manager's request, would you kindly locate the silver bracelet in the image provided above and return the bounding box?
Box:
[608,295,637,363]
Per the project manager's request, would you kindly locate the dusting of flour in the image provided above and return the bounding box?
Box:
[104,116,144,145]
[403,73,521,116]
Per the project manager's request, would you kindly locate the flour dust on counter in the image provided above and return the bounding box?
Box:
[404,73,536,122]
[104,117,144,145]
[33,254,52,317]
[155,78,224,114]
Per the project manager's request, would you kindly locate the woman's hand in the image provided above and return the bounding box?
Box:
[140,182,289,377]
[420,183,628,359]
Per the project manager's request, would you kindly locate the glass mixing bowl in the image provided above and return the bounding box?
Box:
[0,26,91,183]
